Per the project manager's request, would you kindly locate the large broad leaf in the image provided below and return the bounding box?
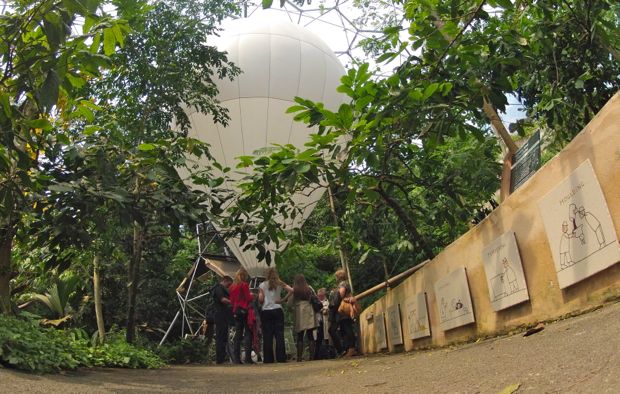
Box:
[27,118,53,131]
[103,27,116,55]
[43,12,65,50]
[38,70,60,112]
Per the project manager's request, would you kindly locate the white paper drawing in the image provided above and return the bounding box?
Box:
[386,304,403,346]
[483,231,530,311]
[406,292,431,339]
[374,312,387,350]
[434,267,475,331]
[539,160,620,289]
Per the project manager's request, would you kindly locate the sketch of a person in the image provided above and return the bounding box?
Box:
[578,206,605,248]
[559,221,574,269]
[501,258,519,293]
[569,203,585,245]
[440,297,447,320]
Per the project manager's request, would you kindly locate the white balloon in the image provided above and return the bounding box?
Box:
[182,19,346,277]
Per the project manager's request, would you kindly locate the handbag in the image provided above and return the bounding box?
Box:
[234,306,248,320]
[337,298,359,319]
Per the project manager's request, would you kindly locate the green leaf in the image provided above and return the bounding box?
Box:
[262,0,273,9]
[408,89,423,102]
[440,82,453,95]
[28,118,53,131]
[336,85,355,96]
[56,133,70,145]
[112,24,125,48]
[83,0,99,13]
[0,94,11,117]
[295,163,311,174]
[137,143,156,151]
[39,70,60,112]
[358,249,371,264]
[286,105,306,114]
[90,31,102,53]
[376,52,397,63]
[43,12,65,50]
[423,83,439,100]
[83,125,101,136]
[103,27,116,56]
[495,0,514,10]
[66,73,86,89]
[337,104,353,129]
[63,0,89,15]
[237,156,254,167]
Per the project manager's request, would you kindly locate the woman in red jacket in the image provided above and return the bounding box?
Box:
[229,268,254,364]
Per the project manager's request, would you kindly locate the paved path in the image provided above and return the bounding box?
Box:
[1,301,619,393]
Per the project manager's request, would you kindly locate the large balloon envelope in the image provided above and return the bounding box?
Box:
[182,19,346,277]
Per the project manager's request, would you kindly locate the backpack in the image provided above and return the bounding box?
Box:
[310,293,323,313]
[328,288,341,309]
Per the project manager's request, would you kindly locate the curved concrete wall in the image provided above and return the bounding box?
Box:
[360,92,620,354]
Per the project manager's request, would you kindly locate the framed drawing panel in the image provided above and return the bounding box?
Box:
[482,231,530,311]
[538,160,620,289]
[405,292,431,340]
[434,267,475,331]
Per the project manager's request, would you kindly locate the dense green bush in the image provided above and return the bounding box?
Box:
[156,339,213,364]
[87,340,166,369]
[0,315,165,373]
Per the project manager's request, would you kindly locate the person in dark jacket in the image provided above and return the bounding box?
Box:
[212,275,233,364]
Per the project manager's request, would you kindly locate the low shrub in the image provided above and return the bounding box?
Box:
[88,340,166,368]
[0,315,165,373]
[156,338,213,364]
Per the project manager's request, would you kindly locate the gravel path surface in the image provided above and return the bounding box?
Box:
[1,301,619,393]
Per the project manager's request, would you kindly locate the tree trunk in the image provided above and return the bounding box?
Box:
[382,258,390,282]
[0,230,14,315]
[499,151,513,202]
[482,97,519,155]
[327,184,354,293]
[93,253,106,343]
[126,220,144,343]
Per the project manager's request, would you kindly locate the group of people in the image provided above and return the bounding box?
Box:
[210,267,358,364]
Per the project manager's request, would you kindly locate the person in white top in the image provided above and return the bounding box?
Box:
[258,267,292,363]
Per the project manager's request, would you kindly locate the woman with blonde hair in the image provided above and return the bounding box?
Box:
[328,269,357,357]
[289,274,318,361]
[258,267,292,363]
[229,268,254,364]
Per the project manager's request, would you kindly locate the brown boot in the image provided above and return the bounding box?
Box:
[342,348,357,358]
[296,341,304,362]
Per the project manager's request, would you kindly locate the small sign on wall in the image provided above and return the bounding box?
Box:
[482,231,530,311]
[434,267,475,331]
[406,292,431,340]
[510,130,541,192]
[386,304,403,346]
[374,312,387,350]
[538,160,620,289]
